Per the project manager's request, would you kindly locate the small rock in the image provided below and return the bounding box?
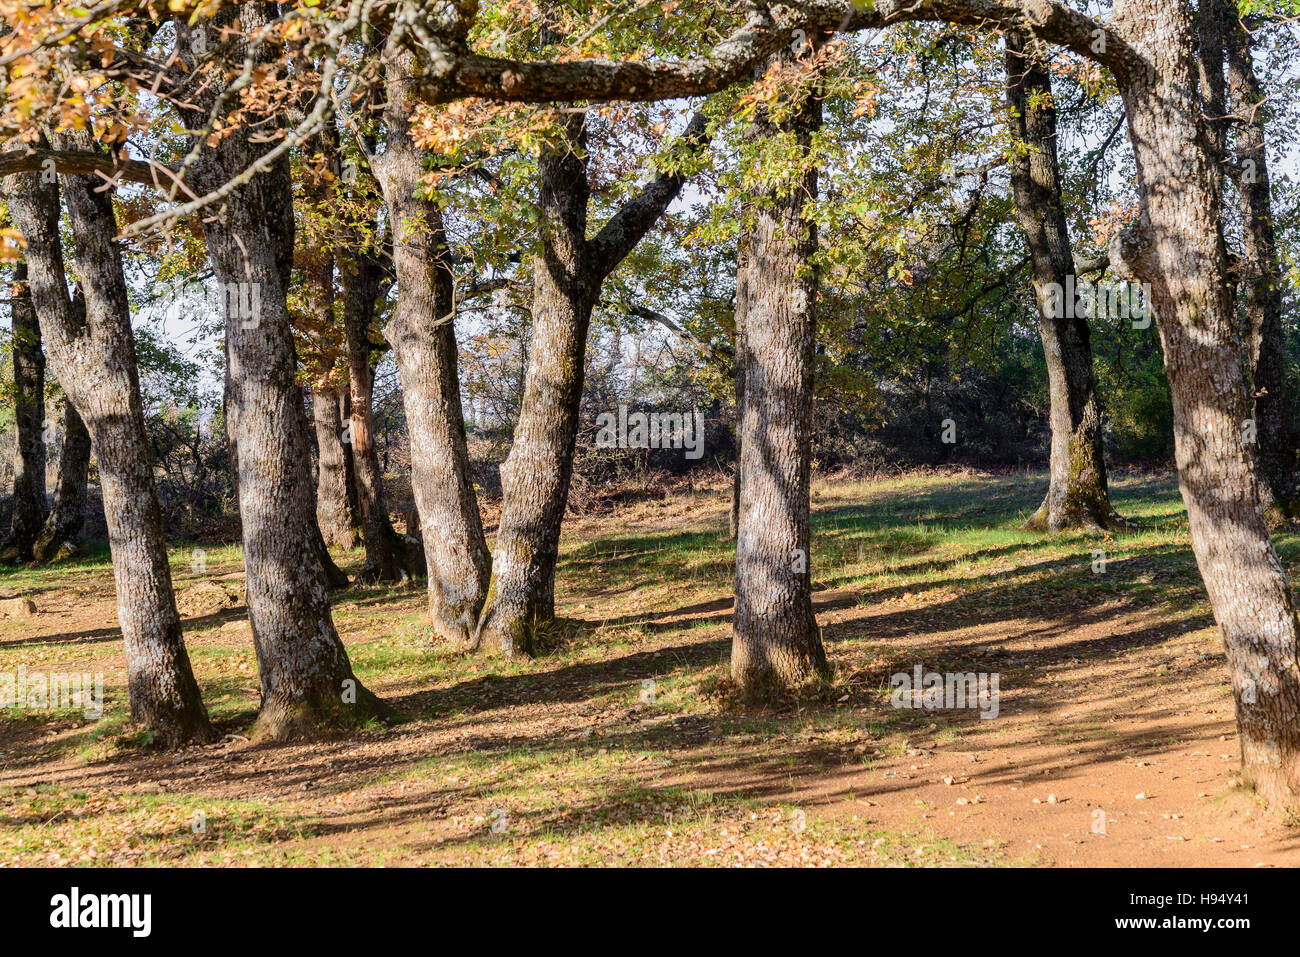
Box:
[0,597,36,619]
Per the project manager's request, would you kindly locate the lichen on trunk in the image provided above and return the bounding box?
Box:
[730,48,829,702]
[1005,31,1125,534]
[375,45,491,645]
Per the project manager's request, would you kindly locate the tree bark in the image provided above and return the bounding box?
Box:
[342,251,412,582]
[299,387,349,591]
[1110,0,1300,808]
[32,394,90,562]
[1005,32,1124,532]
[474,109,708,656]
[375,46,491,644]
[312,383,357,548]
[474,113,593,657]
[1224,9,1300,521]
[729,225,751,542]
[2,164,213,746]
[730,50,828,700]
[4,259,47,562]
[175,9,382,738]
[200,183,382,736]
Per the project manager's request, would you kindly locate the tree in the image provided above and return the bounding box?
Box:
[2,158,213,746]
[3,258,47,562]
[32,393,91,561]
[340,234,418,583]
[293,139,362,552]
[173,10,383,737]
[1223,2,1300,521]
[311,384,359,549]
[474,102,710,656]
[374,42,491,644]
[1004,31,1124,531]
[730,46,829,699]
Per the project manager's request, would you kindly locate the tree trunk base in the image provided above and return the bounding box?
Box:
[731,651,830,708]
[473,587,542,658]
[133,705,217,749]
[250,681,390,742]
[427,594,480,647]
[1023,493,1133,534]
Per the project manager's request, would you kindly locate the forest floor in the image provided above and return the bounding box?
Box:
[2,468,1300,867]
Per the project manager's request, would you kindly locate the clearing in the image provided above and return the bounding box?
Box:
[2,469,1298,866]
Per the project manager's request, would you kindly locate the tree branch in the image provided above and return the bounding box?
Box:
[588,111,709,278]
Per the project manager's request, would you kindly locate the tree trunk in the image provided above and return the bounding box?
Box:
[298,387,349,591]
[341,390,363,541]
[730,51,828,700]
[475,114,594,657]
[2,165,213,746]
[312,383,356,548]
[729,227,751,542]
[1224,10,1300,521]
[473,104,708,656]
[176,8,382,738]
[376,47,491,644]
[4,259,47,562]
[342,254,411,582]
[1005,32,1123,532]
[202,190,381,736]
[32,395,90,562]
[1111,0,1300,808]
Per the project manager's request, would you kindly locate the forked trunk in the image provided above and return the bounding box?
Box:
[33,395,91,562]
[3,166,212,746]
[730,51,828,700]
[474,106,708,655]
[4,260,47,562]
[1112,0,1300,808]
[1005,32,1123,532]
[476,115,595,656]
[376,48,491,644]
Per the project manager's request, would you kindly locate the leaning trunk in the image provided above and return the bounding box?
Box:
[1112,0,1300,808]
[1005,31,1122,532]
[4,260,47,562]
[33,395,91,562]
[730,52,828,700]
[377,48,491,644]
[3,165,213,745]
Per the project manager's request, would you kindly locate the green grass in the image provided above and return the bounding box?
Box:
[1,469,1282,865]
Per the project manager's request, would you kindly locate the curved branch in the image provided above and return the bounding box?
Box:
[406,0,1139,105]
[588,111,710,278]
[0,148,170,188]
